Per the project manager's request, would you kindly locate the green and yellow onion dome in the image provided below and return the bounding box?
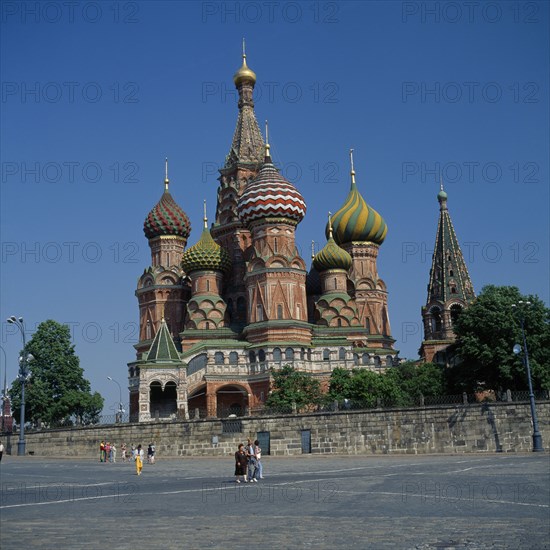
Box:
[313,234,352,272]
[181,226,231,274]
[327,180,387,245]
[144,189,191,240]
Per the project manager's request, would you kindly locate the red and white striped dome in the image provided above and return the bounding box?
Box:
[237,158,306,225]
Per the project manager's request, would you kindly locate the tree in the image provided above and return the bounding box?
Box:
[386,361,446,403]
[265,365,322,412]
[328,368,405,407]
[9,320,104,425]
[449,286,550,393]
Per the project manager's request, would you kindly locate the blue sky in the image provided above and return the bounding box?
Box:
[1,1,548,414]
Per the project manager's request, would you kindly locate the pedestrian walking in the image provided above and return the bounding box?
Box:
[254,440,263,479]
[99,441,106,462]
[111,443,117,463]
[121,443,127,462]
[246,438,257,482]
[147,443,155,464]
[135,444,144,475]
[234,444,248,483]
[0,440,4,462]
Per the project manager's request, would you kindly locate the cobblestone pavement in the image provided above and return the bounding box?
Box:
[1,453,549,549]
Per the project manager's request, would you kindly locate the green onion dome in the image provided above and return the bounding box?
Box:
[327,171,387,246]
[144,178,191,240]
[181,225,231,274]
[313,233,352,272]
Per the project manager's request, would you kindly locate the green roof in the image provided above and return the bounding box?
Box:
[146,319,181,363]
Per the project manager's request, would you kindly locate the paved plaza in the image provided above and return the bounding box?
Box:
[0,453,549,549]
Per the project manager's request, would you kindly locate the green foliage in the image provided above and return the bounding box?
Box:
[9,320,104,425]
[265,365,322,412]
[328,362,446,408]
[450,286,550,393]
[386,361,446,401]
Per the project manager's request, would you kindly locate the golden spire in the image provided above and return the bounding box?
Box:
[203,199,208,229]
[233,38,257,87]
[164,157,169,191]
[265,119,271,158]
[328,212,333,239]
[349,149,356,185]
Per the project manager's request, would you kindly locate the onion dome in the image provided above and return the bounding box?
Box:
[181,204,231,274]
[237,132,306,225]
[314,215,352,272]
[327,149,387,246]
[233,40,256,87]
[438,181,448,203]
[144,160,191,240]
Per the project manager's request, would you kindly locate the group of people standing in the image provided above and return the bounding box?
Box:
[235,438,263,483]
[99,441,155,472]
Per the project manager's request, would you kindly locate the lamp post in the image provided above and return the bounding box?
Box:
[6,316,34,456]
[0,345,7,433]
[107,376,124,423]
[512,301,544,452]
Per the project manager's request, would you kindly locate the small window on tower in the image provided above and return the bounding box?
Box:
[274,238,278,253]
[206,280,210,292]
[450,270,454,276]
[277,305,283,319]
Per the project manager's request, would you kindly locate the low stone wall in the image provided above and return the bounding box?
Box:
[3,401,549,458]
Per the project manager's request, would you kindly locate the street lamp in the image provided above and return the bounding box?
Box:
[512,301,544,452]
[6,316,34,456]
[107,376,124,423]
[0,345,7,433]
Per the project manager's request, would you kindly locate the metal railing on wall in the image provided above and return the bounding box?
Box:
[5,389,548,433]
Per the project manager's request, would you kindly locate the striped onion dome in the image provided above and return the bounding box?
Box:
[181,224,231,274]
[237,150,306,225]
[327,171,387,246]
[144,177,191,240]
[313,231,352,272]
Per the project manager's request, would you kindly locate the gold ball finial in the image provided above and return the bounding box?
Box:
[233,38,257,87]
[164,157,169,191]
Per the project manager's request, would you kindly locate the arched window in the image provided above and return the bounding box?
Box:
[273,347,282,362]
[362,353,369,365]
[285,348,294,360]
[214,352,224,365]
[277,304,283,319]
[249,351,256,364]
[353,353,359,366]
[386,355,393,367]
[431,307,442,333]
[323,349,330,361]
[205,321,210,330]
[258,349,266,362]
[449,270,454,276]
[337,318,342,327]
[374,356,381,367]
[229,352,238,365]
[300,348,306,360]
[338,347,346,360]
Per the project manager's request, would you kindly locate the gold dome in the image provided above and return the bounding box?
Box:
[233,54,256,87]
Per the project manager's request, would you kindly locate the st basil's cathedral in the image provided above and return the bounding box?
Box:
[127,50,474,421]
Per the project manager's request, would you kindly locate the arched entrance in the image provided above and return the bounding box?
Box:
[149,380,177,419]
[216,385,248,418]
